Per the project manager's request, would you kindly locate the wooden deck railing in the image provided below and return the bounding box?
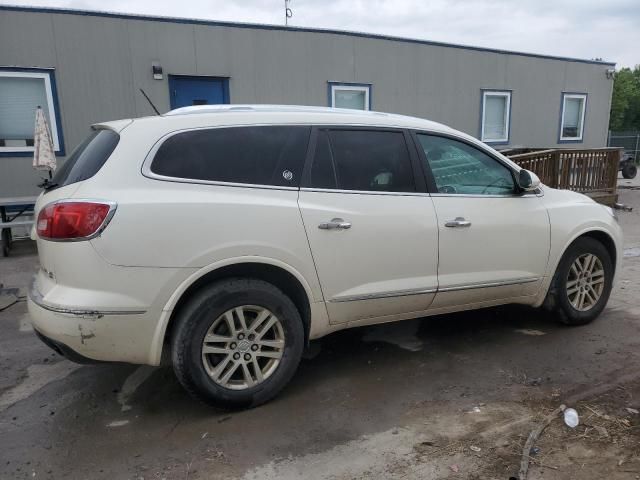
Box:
[506,148,621,205]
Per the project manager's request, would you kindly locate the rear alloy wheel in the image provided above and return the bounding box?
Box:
[172,278,304,409]
[548,237,613,325]
[201,305,285,390]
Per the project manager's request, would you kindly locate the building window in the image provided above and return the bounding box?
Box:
[0,69,64,155]
[480,90,511,144]
[560,93,587,142]
[328,82,371,111]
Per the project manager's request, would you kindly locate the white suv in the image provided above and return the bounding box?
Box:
[28,105,622,408]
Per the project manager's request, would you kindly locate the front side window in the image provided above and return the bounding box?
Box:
[328,83,371,111]
[150,126,310,187]
[310,129,415,192]
[0,69,63,155]
[481,90,511,143]
[417,134,515,195]
[560,93,587,141]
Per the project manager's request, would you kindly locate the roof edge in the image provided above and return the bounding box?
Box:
[0,4,617,67]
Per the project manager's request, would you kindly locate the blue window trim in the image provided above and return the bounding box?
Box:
[479,89,512,146]
[558,92,587,144]
[0,66,65,158]
[327,82,373,110]
[167,74,230,109]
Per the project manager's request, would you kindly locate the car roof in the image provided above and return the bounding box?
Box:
[96,105,456,134]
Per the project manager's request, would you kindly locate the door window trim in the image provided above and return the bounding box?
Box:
[409,129,531,198]
[299,126,427,195]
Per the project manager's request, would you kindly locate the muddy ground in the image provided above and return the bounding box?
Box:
[0,175,639,480]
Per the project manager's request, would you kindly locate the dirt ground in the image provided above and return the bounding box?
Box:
[0,175,639,480]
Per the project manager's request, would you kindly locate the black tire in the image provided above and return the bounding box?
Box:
[546,237,614,326]
[171,278,304,409]
[622,162,637,179]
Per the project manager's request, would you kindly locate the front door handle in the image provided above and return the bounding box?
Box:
[444,217,472,228]
[318,218,352,230]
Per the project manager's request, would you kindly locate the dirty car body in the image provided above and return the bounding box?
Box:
[28,105,623,408]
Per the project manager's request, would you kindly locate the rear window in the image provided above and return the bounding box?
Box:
[150,126,311,187]
[50,129,119,190]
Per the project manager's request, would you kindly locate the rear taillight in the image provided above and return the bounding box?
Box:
[37,201,115,241]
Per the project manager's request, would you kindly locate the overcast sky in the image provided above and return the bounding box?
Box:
[5,0,639,67]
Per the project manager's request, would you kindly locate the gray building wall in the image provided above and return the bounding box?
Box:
[0,7,615,197]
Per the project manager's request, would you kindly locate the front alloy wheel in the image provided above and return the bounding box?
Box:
[565,254,605,311]
[549,237,613,325]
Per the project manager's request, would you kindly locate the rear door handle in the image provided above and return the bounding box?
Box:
[318,218,352,230]
[444,217,472,228]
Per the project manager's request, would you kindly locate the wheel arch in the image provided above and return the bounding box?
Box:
[153,258,314,364]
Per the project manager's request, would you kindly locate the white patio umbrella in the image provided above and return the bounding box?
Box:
[32,106,56,179]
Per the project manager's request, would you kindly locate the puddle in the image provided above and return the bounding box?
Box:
[514,329,546,336]
[623,247,640,258]
[363,319,423,352]
[117,365,156,412]
[0,361,81,412]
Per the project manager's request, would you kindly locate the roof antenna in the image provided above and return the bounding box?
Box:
[139,88,160,115]
[285,0,292,26]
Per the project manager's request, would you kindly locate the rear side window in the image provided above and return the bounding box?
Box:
[310,129,415,192]
[150,126,311,187]
[50,129,119,190]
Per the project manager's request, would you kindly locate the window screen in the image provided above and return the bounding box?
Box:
[310,130,415,192]
[0,75,55,149]
[562,95,585,139]
[417,134,515,195]
[481,91,510,142]
[151,126,310,187]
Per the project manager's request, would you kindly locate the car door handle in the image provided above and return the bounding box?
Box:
[318,218,352,230]
[444,217,472,228]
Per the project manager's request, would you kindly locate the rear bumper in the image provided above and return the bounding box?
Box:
[28,278,162,365]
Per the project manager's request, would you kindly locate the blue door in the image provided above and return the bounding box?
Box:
[168,76,230,109]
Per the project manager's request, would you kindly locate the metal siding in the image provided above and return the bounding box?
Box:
[0,9,614,197]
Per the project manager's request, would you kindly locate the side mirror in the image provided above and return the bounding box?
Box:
[518,169,541,192]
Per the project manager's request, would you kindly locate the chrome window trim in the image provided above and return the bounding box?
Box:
[29,278,146,317]
[329,277,540,303]
[300,187,428,197]
[141,123,312,191]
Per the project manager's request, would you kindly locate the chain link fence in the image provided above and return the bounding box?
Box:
[608,131,640,162]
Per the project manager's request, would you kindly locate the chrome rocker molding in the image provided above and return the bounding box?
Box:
[29,279,146,318]
[329,277,539,303]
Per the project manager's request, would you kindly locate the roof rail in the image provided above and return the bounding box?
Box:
[164,104,389,117]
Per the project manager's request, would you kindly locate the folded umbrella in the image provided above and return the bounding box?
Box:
[32,106,56,178]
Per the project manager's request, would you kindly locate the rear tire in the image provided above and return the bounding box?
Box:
[171,278,304,409]
[546,237,613,326]
[622,162,637,179]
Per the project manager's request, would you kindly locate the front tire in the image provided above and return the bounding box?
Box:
[547,237,613,325]
[171,278,304,409]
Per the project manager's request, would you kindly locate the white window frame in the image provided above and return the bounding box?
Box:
[329,83,371,111]
[480,90,511,144]
[0,70,61,154]
[559,93,587,142]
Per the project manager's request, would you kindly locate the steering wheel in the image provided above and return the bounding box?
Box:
[481,177,510,195]
[438,185,457,194]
